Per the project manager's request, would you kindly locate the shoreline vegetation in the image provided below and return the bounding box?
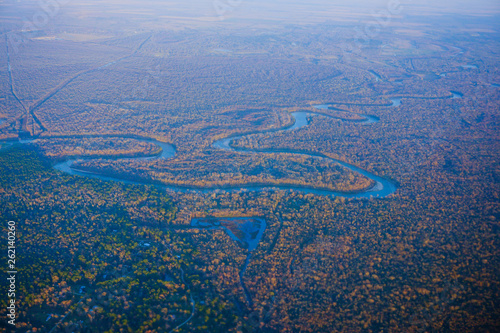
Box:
[0,7,497,331]
[49,108,390,196]
[1,90,461,197]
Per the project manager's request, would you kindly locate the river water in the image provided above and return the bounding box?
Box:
[1,93,463,307]
[3,91,463,199]
[46,110,397,198]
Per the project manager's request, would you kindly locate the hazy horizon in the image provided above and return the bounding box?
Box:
[2,0,500,33]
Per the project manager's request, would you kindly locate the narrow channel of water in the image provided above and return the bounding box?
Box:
[3,91,462,199]
[0,92,462,309]
[48,110,397,198]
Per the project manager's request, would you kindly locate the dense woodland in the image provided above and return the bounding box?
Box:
[0,148,242,332]
[29,137,161,159]
[0,2,499,332]
[73,150,373,193]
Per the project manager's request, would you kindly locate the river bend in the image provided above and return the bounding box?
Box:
[51,106,398,199]
[4,92,461,198]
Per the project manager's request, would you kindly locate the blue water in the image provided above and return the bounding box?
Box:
[4,91,462,199]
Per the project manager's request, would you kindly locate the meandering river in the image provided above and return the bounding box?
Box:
[51,106,399,199]
[2,92,462,198]
[1,92,462,310]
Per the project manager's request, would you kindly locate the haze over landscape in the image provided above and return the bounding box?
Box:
[0,0,499,332]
